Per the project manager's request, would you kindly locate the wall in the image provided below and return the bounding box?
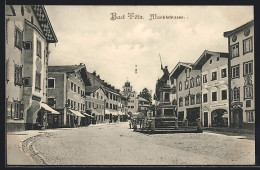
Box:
[201,54,229,127]
[229,24,254,125]
[177,67,201,121]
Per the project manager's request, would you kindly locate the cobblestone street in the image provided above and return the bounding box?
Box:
[24,122,255,165]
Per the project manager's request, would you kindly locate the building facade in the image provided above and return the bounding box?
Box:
[122,81,138,114]
[224,20,255,129]
[48,64,87,128]
[86,71,122,122]
[6,5,58,131]
[194,51,229,127]
[85,86,106,124]
[170,62,201,125]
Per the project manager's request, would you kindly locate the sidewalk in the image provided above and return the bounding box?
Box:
[6,128,72,166]
[202,127,255,134]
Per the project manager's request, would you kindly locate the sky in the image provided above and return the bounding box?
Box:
[45,5,253,95]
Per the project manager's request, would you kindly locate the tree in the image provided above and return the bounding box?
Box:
[139,88,152,103]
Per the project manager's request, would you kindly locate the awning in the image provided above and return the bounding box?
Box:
[40,103,60,115]
[68,109,85,117]
[91,109,102,116]
[83,113,94,118]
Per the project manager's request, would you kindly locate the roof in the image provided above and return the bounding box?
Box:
[193,50,228,70]
[31,5,58,43]
[86,71,120,94]
[223,20,254,37]
[138,96,149,102]
[169,62,193,79]
[48,65,85,73]
[85,86,106,94]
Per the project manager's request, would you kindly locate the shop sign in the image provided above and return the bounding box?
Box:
[210,103,228,108]
[32,95,41,101]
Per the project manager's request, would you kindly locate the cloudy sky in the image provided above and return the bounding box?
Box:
[45,5,253,95]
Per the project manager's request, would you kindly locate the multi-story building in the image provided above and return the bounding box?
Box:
[170,62,201,125]
[137,96,151,112]
[5,5,58,131]
[86,71,122,122]
[224,20,254,129]
[122,81,138,114]
[48,64,87,128]
[193,50,229,127]
[85,86,107,124]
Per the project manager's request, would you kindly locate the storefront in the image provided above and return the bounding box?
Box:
[68,109,85,127]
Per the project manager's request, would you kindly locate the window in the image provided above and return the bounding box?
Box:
[164,93,169,101]
[190,95,195,105]
[231,65,240,79]
[185,96,189,106]
[101,96,103,100]
[185,80,189,90]
[48,98,55,107]
[243,37,253,54]
[97,92,99,99]
[89,102,91,108]
[14,64,22,85]
[12,101,23,119]
[179,82,182,91]
[78,86,80,94]
[212,71,217,81]
[71,82,73,91]
[196,76,200,86]
[23,77,30,86]
[179,97,183,107]
[35,71,41,90]
[217,57,219,61]
[246,100,251,108]
[106,102,108,108]
[15,27,23,50]
[203,93,208,103]
[246,111,254,122]
[185,68,190,78]
[203,74,207,83]
[212,92,217,102]
[243,61,253,76]
[230,43,239,58]
[209,59,212,64]
[36,40,41,58]
[131,106,134,109]
[110,93,112,99]
[92,102,94,108]
[190,77,194,88]
[110,104,112,109]
[244,85,253,99]
[74,101,76,109]
[221,68,227,78]
[71,100,73,108]
[74,84,76,92]
[233,88,240,101]
[196,93,201,104]
[48,78,55,88]
[221,90,227,100]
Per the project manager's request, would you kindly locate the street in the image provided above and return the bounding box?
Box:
[21,122,255,165]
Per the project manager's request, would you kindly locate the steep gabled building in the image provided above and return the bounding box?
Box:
[224,20,254,129]
[48,64,87,128]
[6,5,58,131]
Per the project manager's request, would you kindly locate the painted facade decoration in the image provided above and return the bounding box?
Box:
[6,5,58,131]
[224,20,254,129]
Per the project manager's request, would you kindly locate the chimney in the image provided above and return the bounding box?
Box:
[93,71,96,76]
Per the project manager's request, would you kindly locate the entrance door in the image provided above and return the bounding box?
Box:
[204,112,208,127]
[233,108,243,128]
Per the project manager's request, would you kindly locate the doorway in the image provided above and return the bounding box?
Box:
[233,108,243,128]
[204,112,208,127]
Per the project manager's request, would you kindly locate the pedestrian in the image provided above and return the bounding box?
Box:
[128,119,132,129]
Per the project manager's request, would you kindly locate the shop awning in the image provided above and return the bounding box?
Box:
[83,113,94,118]
[68,109,85,117]
[91,109,103,116]
[40,103,60,115]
